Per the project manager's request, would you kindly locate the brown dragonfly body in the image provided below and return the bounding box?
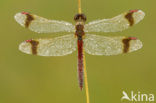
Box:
[74,14,86,90]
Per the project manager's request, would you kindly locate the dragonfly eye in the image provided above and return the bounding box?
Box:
[74,13,87,22]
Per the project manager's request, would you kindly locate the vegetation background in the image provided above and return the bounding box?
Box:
[0,0,155,103]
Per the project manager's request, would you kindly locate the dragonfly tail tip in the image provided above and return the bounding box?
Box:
[80,86,83,91]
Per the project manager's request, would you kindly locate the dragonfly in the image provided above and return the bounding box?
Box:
[14,9,145,90]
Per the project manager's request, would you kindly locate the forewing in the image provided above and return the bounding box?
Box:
[19,34,77,56]
[84,34,142,55]
[85,10,145,32]
[14,12,75,33]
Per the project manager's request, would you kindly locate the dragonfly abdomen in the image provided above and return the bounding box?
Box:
[77,37,84,90]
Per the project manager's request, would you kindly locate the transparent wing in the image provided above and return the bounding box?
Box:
[85,10,145,32]
[84,34,142,55]
[19,34,77,56]
[14,12,75,33]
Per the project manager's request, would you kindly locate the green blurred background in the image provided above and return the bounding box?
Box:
[0,0,156,103]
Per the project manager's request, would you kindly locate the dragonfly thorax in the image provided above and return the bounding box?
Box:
[75,24,84,39]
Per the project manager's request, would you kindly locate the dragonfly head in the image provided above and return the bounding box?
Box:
[74,13,87,22]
